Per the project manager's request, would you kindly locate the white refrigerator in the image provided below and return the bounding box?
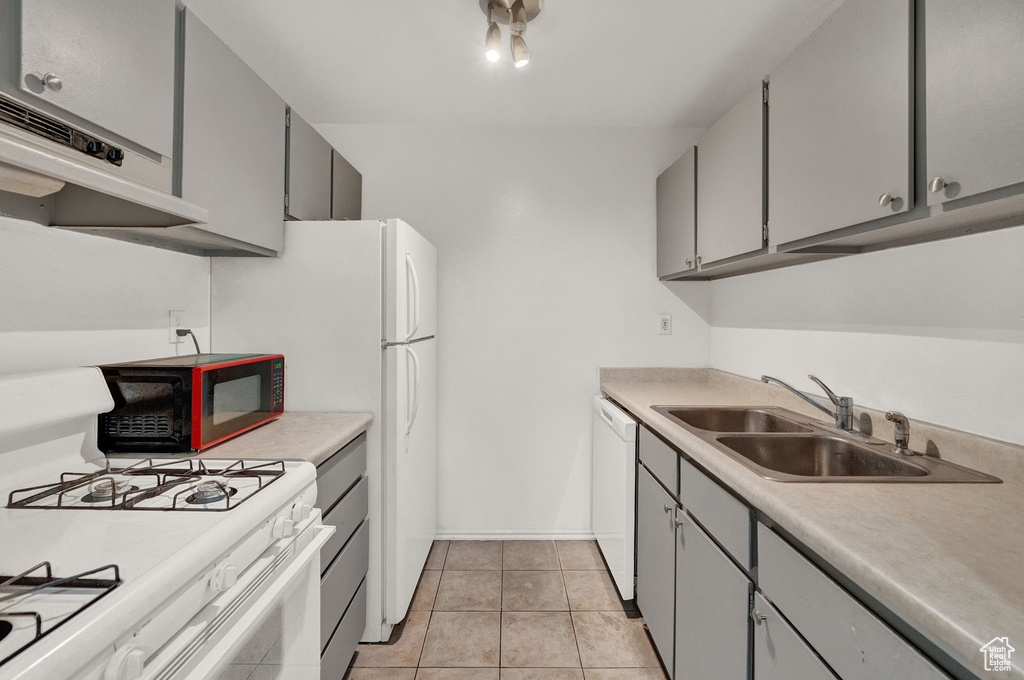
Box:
[211,219,438,642]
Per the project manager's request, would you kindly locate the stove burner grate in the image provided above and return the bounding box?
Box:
[0,562,120,668]
[5,459,286,512]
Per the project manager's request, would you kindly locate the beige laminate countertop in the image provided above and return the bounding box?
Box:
[601,368,1024,680]
[193,412,372,466]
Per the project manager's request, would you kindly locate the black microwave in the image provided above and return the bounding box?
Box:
[98,353,284,454]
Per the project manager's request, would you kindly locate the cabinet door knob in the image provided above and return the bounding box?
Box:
[685,259,692,269]
[750,608,767,625]
[663,504,674,513]
[928,177,947,193]
[42,73,62,92]
[878,192,896,207]
[695,256,702,266]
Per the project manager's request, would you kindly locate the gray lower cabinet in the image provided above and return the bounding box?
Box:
[331,149,362,220]
[696,84,765,265]
[674,511,752,680]
[316,434,369,677]
[926,0,1024,206]
[656,146,697,277]
[286,108,332,220]
[179,9,285,254]
[753,592,837,680]
[14,0,176,159]
[636,463,677,673]
[767,0,913,245]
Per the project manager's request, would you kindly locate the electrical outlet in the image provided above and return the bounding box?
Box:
[658,314,672,335]
[169,310,185,343]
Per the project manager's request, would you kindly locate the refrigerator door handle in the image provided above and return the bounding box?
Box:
[405,345,421,436]
[405,253,421,342]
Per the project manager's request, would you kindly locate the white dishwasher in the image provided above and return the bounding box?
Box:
[591,395,638,600]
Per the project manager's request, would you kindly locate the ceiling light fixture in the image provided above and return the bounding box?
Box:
[480,0,542,67]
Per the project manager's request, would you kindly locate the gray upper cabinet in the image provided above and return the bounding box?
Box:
[180,9,285,254]
[636,464,677,673]
[657,146,697,277]
[286,109,332,221]
[768,0,912,245]
[332,149,363,220]
[17,0,176,158]
[926,0,1024,206]
[674,511,752,680]
[696,85,765,265]
[753,593,837,680]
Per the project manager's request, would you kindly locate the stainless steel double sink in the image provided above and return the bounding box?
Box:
[652,406,1000,483]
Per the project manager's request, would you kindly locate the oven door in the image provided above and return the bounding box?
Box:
[143,520,334,680]
[195,358,282,449]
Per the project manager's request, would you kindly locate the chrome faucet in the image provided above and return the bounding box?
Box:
[761,374,855,431]
[885,411,913,455]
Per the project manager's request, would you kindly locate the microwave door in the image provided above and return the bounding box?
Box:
[196,362,275,449]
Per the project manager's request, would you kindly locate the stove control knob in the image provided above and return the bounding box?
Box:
[210,562,238,592]
[272,516,296,539]
[104,644,145,680]
[290,502,312,523]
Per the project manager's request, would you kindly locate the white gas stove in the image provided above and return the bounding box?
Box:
[0,368,333,680]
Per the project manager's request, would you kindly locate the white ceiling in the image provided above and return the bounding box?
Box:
[184,0,843,128]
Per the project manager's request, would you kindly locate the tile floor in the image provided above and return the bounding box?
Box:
[344,540,668,680]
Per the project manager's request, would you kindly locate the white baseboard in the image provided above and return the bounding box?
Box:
[435,530,596,541]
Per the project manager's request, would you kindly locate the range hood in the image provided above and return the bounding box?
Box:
[0,131,210,242]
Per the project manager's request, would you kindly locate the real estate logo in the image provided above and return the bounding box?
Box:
[980,637,1015,672]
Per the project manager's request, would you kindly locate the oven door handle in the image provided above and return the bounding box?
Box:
[155,523,335,680]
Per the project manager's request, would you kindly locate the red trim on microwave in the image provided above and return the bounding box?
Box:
[190,354,285,451]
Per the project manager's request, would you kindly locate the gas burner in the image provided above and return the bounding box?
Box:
[81,478,138,503]
[185,481,238,505]
[0,620,11,643]
[6,459,286,512]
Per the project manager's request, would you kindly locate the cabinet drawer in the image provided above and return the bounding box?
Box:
[321,578,366,679]
[639,426,678,495]
[322,476,369,574]
[758,525,951,680]
[679,456,752,570]
[318,433,367,512]
[321,520,369,651]
[753,592,837,680]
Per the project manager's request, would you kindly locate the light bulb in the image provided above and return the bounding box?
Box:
[485,21,501,62]
[511,35,530,68]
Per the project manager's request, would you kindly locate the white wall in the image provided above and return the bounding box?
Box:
[0,217,211,375]
[708,226,1024,444]
[318,125,710,538]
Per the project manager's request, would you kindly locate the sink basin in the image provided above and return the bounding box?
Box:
[653,406,813,433]
[716,435,928,479]
[650,404,1000,483]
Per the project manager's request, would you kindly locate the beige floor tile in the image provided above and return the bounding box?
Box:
[434,571,502,611]
[444,541,503,570]
[502,541,560,570]
[425,541,450,570]
[411,570,443,611]
[501,571,569,611]
[571,612,660,668]
[420,612,501,667]
[562,571,635,612]
[347,669,417,680]
[417,670,500,680]
[501,670,585,680]
[500,612,581,668]
[583,671,668,680]
[352,610,431,668]
[554,542,605,570]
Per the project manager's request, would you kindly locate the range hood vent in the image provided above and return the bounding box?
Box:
[0,96,73,148]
